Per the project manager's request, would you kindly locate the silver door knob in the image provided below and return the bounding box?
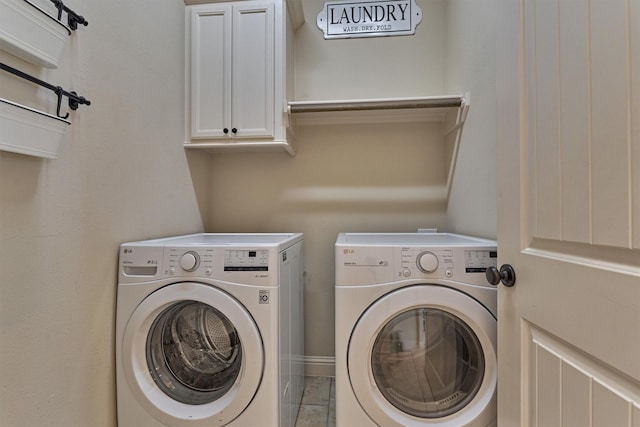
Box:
[486,264,516,287]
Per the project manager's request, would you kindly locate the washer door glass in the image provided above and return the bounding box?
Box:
[371,308,485,418]
[146,300,242,405]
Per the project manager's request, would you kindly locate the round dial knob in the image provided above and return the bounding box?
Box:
[416,251,439,273]
[179,251,200,272]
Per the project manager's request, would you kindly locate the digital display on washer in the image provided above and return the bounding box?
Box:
[464,250,497,273]
[224,249,269,271]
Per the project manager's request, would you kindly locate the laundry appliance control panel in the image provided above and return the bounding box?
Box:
[114,246,281,286]
[336,244,497,287]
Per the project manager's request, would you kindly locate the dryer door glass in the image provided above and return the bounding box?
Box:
[371,308,484,418]
[146,300,242,405]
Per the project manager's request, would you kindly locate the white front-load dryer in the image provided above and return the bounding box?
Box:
[116,233,304,427]
[335,232,497,427]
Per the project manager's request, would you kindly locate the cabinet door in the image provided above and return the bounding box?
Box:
[231,1,275,139]
[189,5,232,139]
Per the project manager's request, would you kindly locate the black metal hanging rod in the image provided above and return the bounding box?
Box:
[48,0,88,30]
[0,62,90,119]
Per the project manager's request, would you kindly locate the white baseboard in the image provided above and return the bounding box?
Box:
[303,356,335,377]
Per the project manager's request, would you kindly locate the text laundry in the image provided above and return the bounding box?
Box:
[329,3,409,24]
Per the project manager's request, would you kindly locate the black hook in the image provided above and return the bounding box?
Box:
[54,87,69,119]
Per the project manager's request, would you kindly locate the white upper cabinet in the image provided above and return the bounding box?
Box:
[185,0,295,155]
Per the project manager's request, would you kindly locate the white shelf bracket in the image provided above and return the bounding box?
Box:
[445,92,470,202]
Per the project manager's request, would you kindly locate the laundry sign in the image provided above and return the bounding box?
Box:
[316,0,422,39]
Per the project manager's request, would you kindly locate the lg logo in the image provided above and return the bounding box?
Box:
[259,290,270,304]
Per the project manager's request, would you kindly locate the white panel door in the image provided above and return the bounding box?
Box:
[496,0,640,425]
[189,5,232,139]
[232,1,275,139]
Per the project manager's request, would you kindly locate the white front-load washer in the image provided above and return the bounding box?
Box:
[335,232,497,427]
[116,233,304,427]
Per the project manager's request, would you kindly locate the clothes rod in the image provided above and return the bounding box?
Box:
[288,96,464,114]
[48,0,88,30]
[0,62,90,119]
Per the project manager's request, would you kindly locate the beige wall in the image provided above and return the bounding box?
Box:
[444,0,497,239]
[295,0,446,100]
[0,1,207,426]
[208,121,450,369]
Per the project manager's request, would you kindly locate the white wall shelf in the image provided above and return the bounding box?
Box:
[0,97,70,159]
[0,0,71,68]
[288,95,463,114]
[288,95,466,126]
[288,94,470,201]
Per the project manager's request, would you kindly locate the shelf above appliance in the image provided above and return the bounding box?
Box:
[287,94,470,202]
[287,95,466,126]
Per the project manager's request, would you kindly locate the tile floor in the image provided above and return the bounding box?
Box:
[295,376,336,427]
